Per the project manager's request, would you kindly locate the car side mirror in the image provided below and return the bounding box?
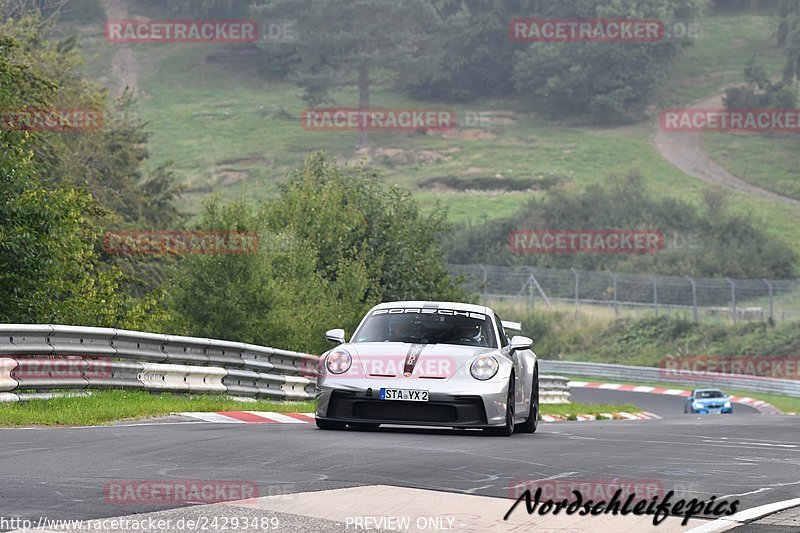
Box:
[509,335,533,352]
[325,328,345,344]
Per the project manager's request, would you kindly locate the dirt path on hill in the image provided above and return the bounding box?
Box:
[103,0,140,97]
[653,91,800,208]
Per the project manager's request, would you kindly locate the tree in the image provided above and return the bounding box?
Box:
[0,35,162,327]
[778,0,800,82]
[250,0,444,147]
[512,0,707,122]
[447,171,796,278]
[398,0,529,101]
[167,153,468,352]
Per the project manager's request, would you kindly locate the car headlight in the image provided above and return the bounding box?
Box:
[723,401,731,408]
[692,402,704,410]
[470,356,499,381]
[325,349,352,374]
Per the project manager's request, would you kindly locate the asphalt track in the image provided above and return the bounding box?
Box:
[569,388,762,417]
[1,389,797,532]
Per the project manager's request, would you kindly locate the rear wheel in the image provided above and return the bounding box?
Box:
[315,418,346,430]
[486,376,515,436]
[515,365,539,434]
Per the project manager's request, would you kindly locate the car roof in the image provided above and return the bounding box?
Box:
[693,388,724,393]
[372,301,494,316]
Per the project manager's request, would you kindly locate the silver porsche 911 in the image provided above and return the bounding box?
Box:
[315,301,539,436]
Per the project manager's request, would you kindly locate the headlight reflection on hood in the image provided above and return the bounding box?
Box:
[470,356,499,380]
[326,349,352,374]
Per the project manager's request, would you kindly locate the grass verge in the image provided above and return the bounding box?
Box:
[559,374,800,413]
[0,390,637,427]
[0,390,315,427]
[540,403,640,420]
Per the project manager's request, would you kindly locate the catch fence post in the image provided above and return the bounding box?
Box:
[727,278,736,324]
[686,276,697,323]
[571,268,580,317]
[762,279,773,321]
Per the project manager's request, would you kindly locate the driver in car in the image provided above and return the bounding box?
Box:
[451,323,483,346]
[389,319,428,343]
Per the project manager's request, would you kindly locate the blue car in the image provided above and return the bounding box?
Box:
[684,389,733,414]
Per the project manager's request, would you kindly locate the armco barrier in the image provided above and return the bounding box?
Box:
[0,357,18,391]
[3,324,795,404]
[0,324,316,400]
[539,375,570,404]
[539,360,800,397]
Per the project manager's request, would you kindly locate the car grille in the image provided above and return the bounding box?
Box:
[327,391,487,425]
[354,402,457,422]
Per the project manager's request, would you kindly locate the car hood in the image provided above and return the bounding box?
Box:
[341,342,498,379]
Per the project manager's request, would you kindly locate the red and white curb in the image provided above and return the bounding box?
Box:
[178,410,661,425]
[177,411,315,423]
[569,381,784,415]
[541,411,660,422]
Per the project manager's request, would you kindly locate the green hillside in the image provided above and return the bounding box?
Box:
[70,5,800,269]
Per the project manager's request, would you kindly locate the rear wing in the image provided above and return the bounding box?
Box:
[501,320,521,333]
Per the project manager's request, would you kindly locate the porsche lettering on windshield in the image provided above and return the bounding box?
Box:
[372,308,487,320]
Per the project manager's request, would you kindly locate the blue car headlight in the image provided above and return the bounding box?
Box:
[723,401,731,408]
[692,402,704,410]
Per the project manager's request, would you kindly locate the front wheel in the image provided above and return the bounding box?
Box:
[315,418,346,430]
[515,366,538,434]
[485,376,515,436]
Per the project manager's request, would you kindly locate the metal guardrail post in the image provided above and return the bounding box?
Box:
[0,358,18,392]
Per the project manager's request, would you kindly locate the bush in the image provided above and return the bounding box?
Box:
[166,153,468,353]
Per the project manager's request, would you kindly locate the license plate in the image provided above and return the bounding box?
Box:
[380,388,428,402]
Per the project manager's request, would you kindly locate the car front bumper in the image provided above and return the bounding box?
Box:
[315,377,510,428]
[691,406,733,414]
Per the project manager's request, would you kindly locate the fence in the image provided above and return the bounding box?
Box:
[449,264,800,323]
[539,360,800,398]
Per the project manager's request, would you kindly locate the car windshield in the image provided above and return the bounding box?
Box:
[353,308,497,348]
[696,390,724,399]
